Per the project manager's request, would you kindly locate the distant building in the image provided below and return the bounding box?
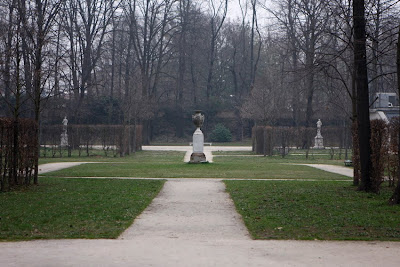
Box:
[370,92,399,122]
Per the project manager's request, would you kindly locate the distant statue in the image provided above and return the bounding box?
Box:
[314,119,324,149]
[316,119,322,136]
[62,116,68,132]
[61,116,69,147]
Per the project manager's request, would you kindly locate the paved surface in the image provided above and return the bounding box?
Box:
[38,162,97,174]
[119,179,250,241]
[297,164,353,178]
[2,146,399,266]
[1,238,399,266]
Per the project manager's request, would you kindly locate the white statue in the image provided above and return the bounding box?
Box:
[316,119,322,136]
[62,116,68,132]
[62,116,68,126]
[61,116,69,147]
[314,119,324,149]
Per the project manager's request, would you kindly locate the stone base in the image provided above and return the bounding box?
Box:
[189,153,207,164]
[314,136,324,149]
[60,133,69,147]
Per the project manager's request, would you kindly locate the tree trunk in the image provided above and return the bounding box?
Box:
[353,0,372,192]
[352,121,360,185]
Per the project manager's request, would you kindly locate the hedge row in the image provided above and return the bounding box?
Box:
[40,124,142,157]
[0,118,38,191]
[252,126,350,155]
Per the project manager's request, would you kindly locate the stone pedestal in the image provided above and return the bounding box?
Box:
[61,132,68,147]
[190,111,207,163]
[190,128,207,163]
[314,135,324,149]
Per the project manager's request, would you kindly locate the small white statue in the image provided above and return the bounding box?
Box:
[316,119,322,136]
[62,116,68,126]
[314,119,324,149]
[61,116,69,147]
[317,119,322,130]
[62,116,68,133]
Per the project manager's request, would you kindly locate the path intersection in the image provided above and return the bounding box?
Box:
[1,146,399,266]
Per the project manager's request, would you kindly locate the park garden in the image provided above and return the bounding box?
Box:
[1,146,399,242]
[0,1,400,255]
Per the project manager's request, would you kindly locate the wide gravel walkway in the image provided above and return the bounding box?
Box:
[119,179,249,241]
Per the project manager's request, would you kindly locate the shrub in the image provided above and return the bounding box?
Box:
[209,124,232,142]
[0,118,38,191]
[388,118,399,187]
[370,119,388,193]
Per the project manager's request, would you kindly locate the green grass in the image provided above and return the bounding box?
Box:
[225,180,400,241]
[0,177,164,241]
[213,149,353,165]
[41,151,350,180]
[39,148,122,164]
[212,151,256,155]
[149,140,253,146]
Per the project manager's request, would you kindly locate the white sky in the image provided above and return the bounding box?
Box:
[227,0,273,25]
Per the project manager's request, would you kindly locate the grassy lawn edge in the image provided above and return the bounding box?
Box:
[0,177,165,241]
[225,180,400,241]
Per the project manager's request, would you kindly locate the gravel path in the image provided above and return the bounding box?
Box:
[1,238,399,267]
[297,164,353,178]
[38,162,97,174]
[119,179,249,241]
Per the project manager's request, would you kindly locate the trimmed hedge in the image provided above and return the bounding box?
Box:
[40,124,142,157]
[0,118,38,191]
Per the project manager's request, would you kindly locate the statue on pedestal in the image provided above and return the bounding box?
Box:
[314,119,324,149]
[61,116,69,147]
[190,111,207,163]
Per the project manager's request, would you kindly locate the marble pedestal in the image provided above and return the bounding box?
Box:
[61,133,68,147]
[190,128,207,163]
[314,135,324,149]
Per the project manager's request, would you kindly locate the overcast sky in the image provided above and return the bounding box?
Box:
[227,0,272,25]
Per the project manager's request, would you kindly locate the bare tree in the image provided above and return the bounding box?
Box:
[1,0,17,117]
[122,0,177,143]
[205,0,228,102]
[265,0,331,131]
[16,0,63,183]
[62,0,117,121]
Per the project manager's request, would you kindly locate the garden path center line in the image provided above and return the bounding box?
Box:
[119,179,250,241]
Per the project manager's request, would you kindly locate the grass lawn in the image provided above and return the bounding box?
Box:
[213,149,352,165]
[149,140,253,146]
[40,151,350,180]
[39,149,126,164]
[0,177,164,241]
[225,180,400,241]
